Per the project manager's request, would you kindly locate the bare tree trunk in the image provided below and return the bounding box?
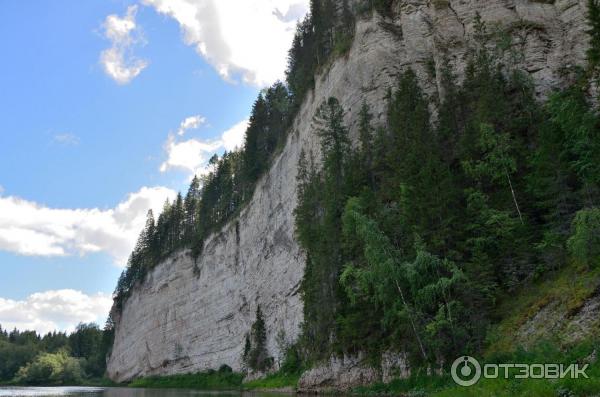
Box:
[506,168,524,225]
[395,280,428,362]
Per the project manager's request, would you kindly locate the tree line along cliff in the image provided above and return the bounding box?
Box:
[110,0,600,380]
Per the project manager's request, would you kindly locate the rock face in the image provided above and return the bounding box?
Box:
[107,0,590,383]
[514,288,600,348]
[297,352,411,392]
[298,355,380,393]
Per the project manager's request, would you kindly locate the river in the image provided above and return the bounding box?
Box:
[0,388,291,397]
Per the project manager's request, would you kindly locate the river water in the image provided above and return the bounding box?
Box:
[0,388,289,397]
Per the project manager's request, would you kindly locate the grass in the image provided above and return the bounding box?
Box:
[79,377,119,387]
[355,341,600,397]
[486,262,600,354]
[354,372,454,396]
[243,371,301,390]
[432,371,600,397]
[126,369,301,392]
[435,342,600,397]
[128,370,243,390]
[124,369,305,393]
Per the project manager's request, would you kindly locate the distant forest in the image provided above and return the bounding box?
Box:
[0,323,112,384]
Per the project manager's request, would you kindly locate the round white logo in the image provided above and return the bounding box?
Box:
[451,356,482,386]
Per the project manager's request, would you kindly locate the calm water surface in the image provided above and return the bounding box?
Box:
[0,388,289,397]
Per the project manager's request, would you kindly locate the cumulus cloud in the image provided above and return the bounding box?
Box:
[53,133,80,146]
[0,186,176,266]
[160,118,248,176]
[141,0,309,86]
[100,5,148,84]
[0,290,112,335]
[177,115,206,136]
[221,119,248,151]
[159,134,221,174]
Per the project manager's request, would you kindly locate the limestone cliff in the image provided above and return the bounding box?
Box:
[107,0,589,382]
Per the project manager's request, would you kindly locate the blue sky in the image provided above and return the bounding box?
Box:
[0,0,307,333]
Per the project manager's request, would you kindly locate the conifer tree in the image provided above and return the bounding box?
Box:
[358,102,375,188]
[587,0,600,75]
[184,176,200,242]
[247,305,271,372]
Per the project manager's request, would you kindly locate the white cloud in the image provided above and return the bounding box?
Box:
[141,0,309,86]
[221,119,248,151]
[53,133,80,146]
[177,115,206,136]
[160,118,248,176]
[100,5,148,84]
[0,290,112,335]
[0,186,176,266]
[159,134,221,174]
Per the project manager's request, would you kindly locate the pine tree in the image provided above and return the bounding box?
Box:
[172,193,184,249]
[141,209,157,267]
[242,334,251,370]
[462,123,524,224]
[243,94,269,184]
[247,305,271,372]
[587,0,600,75]
[316,97,350,194]
[184,176,200,243]
[358,102,375,188]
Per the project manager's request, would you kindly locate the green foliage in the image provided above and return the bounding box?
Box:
[114,83,295,311]
[354,372,452,396]
[295,98,354,360]
[243,371,302,390]
[243,343,304,390]
[0,321,113,384]
[0,341,38,381]
[129,368,244,390]
[242,306,273,372]
[354,341,600,396]
[545,86,600,204]
[341,198,469,363]
[588,0,600,76]
[568,207,600,267]
[294,26,600,371]
[68,322,110,378]
[287,0,356,107]
[15,351,83,385]
[279,345,303,375]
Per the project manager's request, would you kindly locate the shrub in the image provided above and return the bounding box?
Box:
[567,207,600,267]
[15,350,83,385]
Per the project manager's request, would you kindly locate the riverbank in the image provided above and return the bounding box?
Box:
[126,340,600,396]
[128,368,243,390]
[91,336,600,396]
[0,378,117,388]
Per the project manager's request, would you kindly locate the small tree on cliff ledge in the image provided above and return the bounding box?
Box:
[243,305,272,372]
